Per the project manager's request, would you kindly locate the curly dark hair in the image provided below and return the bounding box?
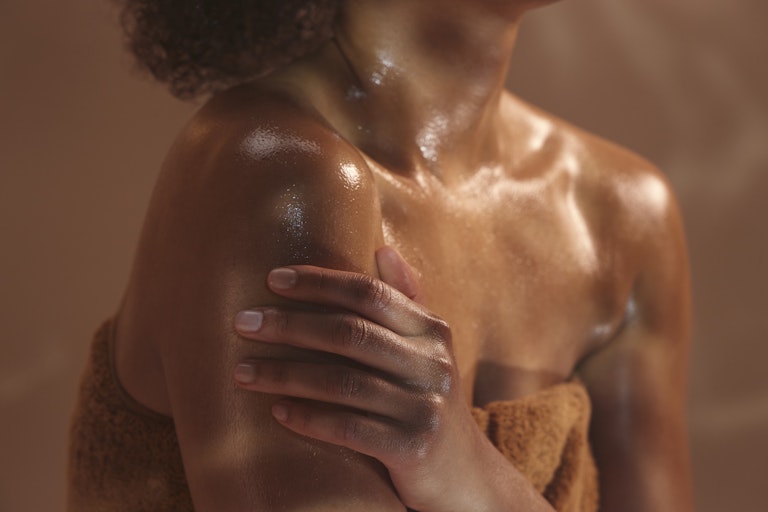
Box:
[114,0,340,99]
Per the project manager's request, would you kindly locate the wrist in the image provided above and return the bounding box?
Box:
[469,436,555,512]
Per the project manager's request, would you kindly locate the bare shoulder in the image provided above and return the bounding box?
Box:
[505,97,693,511]
[576,127,684,254]
[507,92,682,248]
[119,83,385,409]
[117,85,401,511]
[163,83,379,231]
[131,83,385,296]
[505,92,689,320]
[545,103,690,327]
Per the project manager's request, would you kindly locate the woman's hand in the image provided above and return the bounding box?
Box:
[232,247,552,512]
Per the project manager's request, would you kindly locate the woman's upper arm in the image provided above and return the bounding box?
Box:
[577,167,694,512]
[133,102,404,511]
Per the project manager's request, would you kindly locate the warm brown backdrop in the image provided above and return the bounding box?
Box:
[1,1,766,511]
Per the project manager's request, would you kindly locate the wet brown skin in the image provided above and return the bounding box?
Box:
[113,0,693,510]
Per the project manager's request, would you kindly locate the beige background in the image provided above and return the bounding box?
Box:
[1,0,766,510]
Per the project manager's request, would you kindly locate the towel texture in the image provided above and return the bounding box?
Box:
[471,383,599,511]
[68,319,598,511]
[67,319,191,511]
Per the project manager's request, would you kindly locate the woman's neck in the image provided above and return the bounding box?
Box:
[320,0,533,181]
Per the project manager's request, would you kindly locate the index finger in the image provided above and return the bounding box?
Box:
[265,266,440,337]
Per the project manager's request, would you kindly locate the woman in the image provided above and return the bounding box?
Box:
[68,1,694,511]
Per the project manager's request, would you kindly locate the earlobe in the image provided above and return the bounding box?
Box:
[375,246,423,302]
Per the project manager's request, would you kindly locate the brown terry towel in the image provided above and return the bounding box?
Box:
[68,319,598,511]
[67,319,193,512]
[471,382,599,512]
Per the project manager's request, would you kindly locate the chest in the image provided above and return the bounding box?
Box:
[375,173,629,404]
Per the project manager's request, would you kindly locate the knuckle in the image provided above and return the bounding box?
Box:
[389,395,448,469]
[327,369,362,399]
[433,353,454,376]
[427,315,452,343]
[428,354,456,394]
[334,315,368,349]
[370,280,394,311]
[400,406,441,464]
[354,274,393,311]
[413,395,443,430]
[338,415,361,443]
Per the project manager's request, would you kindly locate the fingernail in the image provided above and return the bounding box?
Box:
[268,268,297,290]
[234,364,256,383]
[272,403,289,421]
[235,310,263,333]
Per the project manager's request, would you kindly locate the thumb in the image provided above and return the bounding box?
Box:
[375,246,424,303]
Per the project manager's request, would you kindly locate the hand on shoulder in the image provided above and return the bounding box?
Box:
[118,85,409,511]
